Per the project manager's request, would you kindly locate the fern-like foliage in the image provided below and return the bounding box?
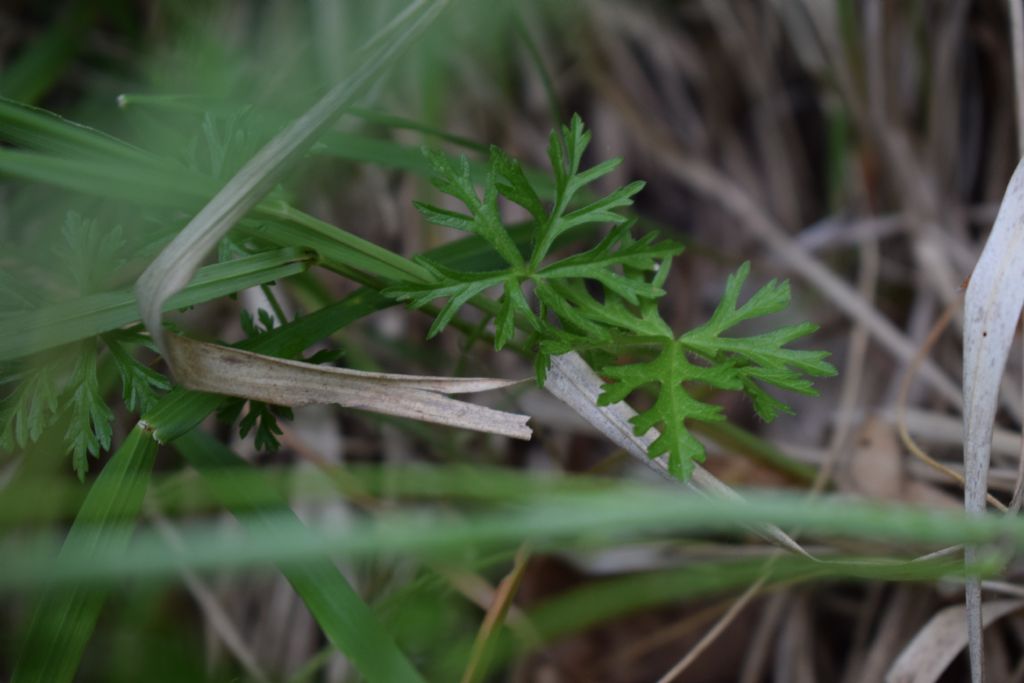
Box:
[389,116,836,480]
[386,114,682,362]
[106,330,172,413]
[216,309,295,451]
[0,331,169,480]
[63,340,114,477]
[0,214,171,479]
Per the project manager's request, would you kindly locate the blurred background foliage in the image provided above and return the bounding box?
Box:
[2,0,1023,681]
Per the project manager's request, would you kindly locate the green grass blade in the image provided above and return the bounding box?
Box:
[0,4,96,104]
[0,96,155,163]
[0,148,209,207]
[0,482,1009,588]
[11,425,157,683]
[248,202,431,283]
[6,282,400,683]
[0,248,313,361]
[173,429,427,683]
[134,0,451,353]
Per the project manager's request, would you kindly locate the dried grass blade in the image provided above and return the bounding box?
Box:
[459,544,531,683]
[962,157,1024,683]
[167,336,531,440]
[885,600,1024,683]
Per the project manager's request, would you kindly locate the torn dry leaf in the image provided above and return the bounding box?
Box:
[167,335,532,440]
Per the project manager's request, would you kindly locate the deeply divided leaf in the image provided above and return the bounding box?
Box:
[387,116,672,356]
[64,342,113,479]
[598,262,836,476]
[387,118,834,481]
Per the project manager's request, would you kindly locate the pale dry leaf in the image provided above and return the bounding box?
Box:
[885,599,1024,683]
[962,157,1024,682]
[166,336,531,441]
[544,351,809,557]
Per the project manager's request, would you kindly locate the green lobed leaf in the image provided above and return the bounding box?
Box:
[677,261,837,422]
[598,342,739,478]
[536,224,681,304]
[417,148,524,268]
[597,262,837,475]
[391,116,669,354]
[54,212,126,295]
[0,363,61,451]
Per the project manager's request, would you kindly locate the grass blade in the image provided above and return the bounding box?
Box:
[142,287,393,443]
[0,3,96,104]
[9,287,390,682]
[1,248,313,361]
[1,479,1011,590]
[173,429,427,683]
[11,425,157,683]
[168,335,531,439]
[0,96,154,163]
[0,148,208,207]
[134,0,450,354]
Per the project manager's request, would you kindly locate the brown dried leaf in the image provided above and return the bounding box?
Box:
[167,335,531,440]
